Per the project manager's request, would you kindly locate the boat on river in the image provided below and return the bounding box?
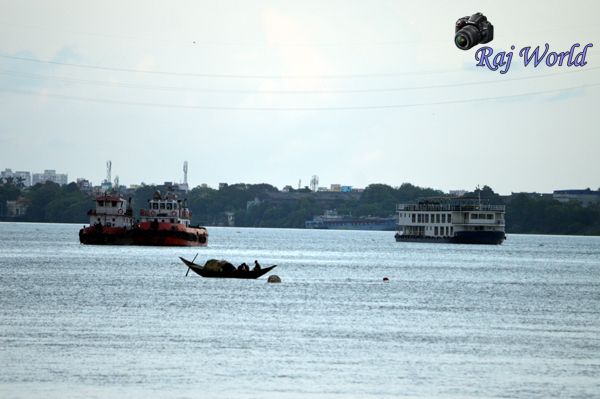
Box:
[305,209,396,231]
[395,196,506,245]
[79,190,208,246]
[180,257,277,279]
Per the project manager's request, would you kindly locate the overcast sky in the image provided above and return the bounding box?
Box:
[0,0,598,194]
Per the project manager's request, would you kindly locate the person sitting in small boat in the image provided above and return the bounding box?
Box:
[238,263,249,272]
[253,260,261,271]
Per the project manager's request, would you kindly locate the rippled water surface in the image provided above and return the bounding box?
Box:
[1,223,599,398]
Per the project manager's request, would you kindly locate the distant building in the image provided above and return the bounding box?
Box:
[246,197,261,210]
[317,187,329,192]
[92,186,105,196]
[224,211,235,226]
[32,169,68,186]
[503,192,553,203]
[340,185,353,193]
[510,192,545,198]
[1,169,31,187]
[449,190,467,197]
[0,168,10,181]
[330,184,341,192]
[76,178,93,194]
[553,189,600,206]
[5,197,29,217]
[153,181,188,197]
[100,181,112,193]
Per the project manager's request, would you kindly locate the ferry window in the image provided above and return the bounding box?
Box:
[487,214,493,219]
[152,203,159,210]
[170,219,175,223]
[160,203,166,209]
[448,214,452,223]
[450,227,454,235]
[436,214,440,223]
[167,203,173,210]
[98,201,104,206]
[412,214,416,223]
[471,214,477,219]
[442,214,446,223]
[174,203,178,209]
[434,226,438,235]
[112,218,115,222]
[425,214,429,223]
[112,201,117,207]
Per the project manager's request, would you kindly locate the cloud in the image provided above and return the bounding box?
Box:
[235,7,334,110]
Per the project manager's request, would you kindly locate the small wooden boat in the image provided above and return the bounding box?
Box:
[179,257,277,279]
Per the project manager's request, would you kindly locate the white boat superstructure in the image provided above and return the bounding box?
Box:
[395,197,506,244]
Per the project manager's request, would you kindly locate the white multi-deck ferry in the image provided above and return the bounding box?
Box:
[395,197,506,245]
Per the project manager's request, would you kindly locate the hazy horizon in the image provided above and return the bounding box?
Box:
[1,0,599,195]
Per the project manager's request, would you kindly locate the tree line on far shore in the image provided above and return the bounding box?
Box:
[1,179,599,235]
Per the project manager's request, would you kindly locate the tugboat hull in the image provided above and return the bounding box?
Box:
[79,225,208,247]
[132,224,208,246]
[79,226,134,245]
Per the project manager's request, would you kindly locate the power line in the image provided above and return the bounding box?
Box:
[1,81,597,111]
[1,19,599,47]
[0,53,459,79]
[1,66,598,94]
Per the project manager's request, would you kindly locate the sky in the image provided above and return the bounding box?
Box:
[0,0,599,194]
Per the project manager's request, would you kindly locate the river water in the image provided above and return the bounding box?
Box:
[0,222,599,398]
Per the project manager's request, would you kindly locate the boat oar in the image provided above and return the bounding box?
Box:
[185,253,199,277]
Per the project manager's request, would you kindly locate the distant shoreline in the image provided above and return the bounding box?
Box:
[2,220,600,237]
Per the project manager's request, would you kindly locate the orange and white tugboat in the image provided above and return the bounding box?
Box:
[79,190,208,246]
[134,190,208,246]
[79,194,135,244]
